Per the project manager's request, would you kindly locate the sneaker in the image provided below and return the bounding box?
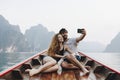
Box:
[57,59,63,75]
[57,65,62,75]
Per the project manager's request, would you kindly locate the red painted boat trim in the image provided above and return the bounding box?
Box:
[78,52,120,74]
[0,50,47,77]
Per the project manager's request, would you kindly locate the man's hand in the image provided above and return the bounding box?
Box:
[81,29,86,35]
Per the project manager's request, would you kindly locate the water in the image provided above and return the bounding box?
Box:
[0,52,120,73]
[84,52,120,72]
[0,52,36,72]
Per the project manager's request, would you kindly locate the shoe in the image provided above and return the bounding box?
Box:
[57,65,62,75]
[57,58,63,75]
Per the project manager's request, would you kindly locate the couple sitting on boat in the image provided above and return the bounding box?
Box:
[26,28,89,76]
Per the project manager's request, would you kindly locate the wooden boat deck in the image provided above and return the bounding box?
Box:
[0,51,120,80]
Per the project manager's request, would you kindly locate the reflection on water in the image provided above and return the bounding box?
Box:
[85,52,120,72]
[0,52,36,72]
[0,52,120,73]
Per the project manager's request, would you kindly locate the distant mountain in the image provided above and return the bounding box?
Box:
[0,15,20,32]
[78,41,106,52]
[104,32,120,52]
[0,15,55,53]
[25,24,55,52]
[0,15,29,52]
[0,15,108,53]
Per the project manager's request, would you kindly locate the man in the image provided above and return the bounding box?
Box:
[59,28,86,56]
[58,28,89,77]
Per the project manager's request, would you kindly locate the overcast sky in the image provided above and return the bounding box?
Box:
[0,0,120,45]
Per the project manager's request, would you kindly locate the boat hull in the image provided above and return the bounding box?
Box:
[0,51,120,80]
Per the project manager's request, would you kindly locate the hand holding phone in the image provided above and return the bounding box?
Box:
[77,29,84,33]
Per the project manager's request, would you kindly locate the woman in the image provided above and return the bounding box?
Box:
[25,33,66,76]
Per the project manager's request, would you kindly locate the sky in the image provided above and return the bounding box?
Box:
[0,0,120,45]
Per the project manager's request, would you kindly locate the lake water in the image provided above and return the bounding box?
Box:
[0,52,120,73]
[0,52,36,72]
[85,52,120,72]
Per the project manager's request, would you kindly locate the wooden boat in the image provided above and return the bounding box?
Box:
[0,50,120,80]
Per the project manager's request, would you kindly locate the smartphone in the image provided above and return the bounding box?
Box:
[77,29,84,33]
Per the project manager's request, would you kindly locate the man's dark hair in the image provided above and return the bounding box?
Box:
[59,28,68,34]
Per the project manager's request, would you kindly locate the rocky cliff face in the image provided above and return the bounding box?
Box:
[104,32,120,52]
[0,15,29,52]
[0,15,55,52]
[25,24,55,52]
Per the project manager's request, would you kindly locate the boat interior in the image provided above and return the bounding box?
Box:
[0,51,120,80]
